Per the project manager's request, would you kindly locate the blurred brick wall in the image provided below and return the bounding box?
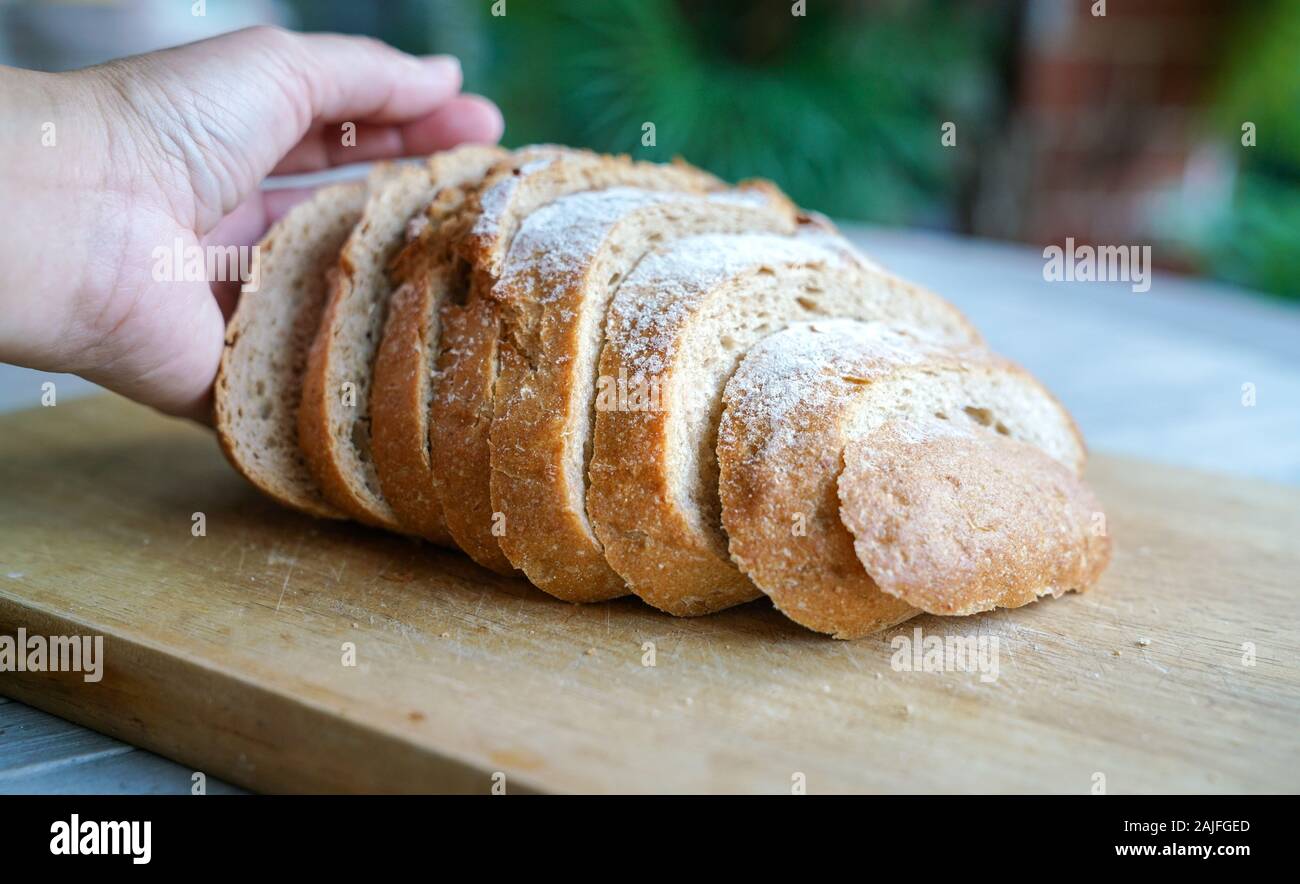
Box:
[975,0,1232,267]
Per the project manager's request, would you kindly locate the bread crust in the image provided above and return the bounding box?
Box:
[459,149,723,280]
[588,231,985,617]
[718,320,1091,636]
[369,269,457,545]
[838,420,1112,615]
[297,264,388,528]
[430,151,728,574]
[717,326,909,634]
[488,185,800,601]
[214,182,366,519]
[431,295,518,572]
[301,150,505,532]
[215,145,1112,637]
[369,147,507,544]
[717,321,949,637]
[298,165,420,530]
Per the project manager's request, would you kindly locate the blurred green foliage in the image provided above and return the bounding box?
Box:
[288,0,1012,228]
[1204,175,1300,299]
[474,0,1009,227]
[1203,0,1300,300]
[285,0,1299,299]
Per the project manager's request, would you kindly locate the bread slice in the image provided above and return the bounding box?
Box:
[379,148,602,566]
[839,418,1110,617]
[370,148,508,545]
[587,228,985,617]
[430,150,728,574]
[214,182,366,518]
[298,148,502,530]
[488,184,800,601]
[718,319,1093,637]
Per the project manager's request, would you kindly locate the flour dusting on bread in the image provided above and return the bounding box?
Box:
[216,144,1111,638]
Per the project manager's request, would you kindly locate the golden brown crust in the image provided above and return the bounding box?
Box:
[298,164,423,531]
[718,320,1090,636]
[301,152,506,533]
[431,151,731,575]
[838,421,1112,615]
[588,232,986,618]
[431,295,518,574]
[299,263,396,530]
[368,147,507,545]
[717,322,959,638]
[487,186,800,601]
[416,150,577,572]
[458,148,723,279]
[370,272,456,546]
[212,424,342,520]
[589,390,753,616]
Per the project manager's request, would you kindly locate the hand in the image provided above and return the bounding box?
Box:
[0,26,503,421]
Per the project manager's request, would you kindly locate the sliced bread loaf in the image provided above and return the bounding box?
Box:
[299,148,503,531]
[488,184,800,601]
[718,319,1094,637]
[429,151,728,574]
[214,182,366,519]
[212,146,1109,636]
[587,227,985,617]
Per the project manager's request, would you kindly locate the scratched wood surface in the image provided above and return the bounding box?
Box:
[0,395,1296,793]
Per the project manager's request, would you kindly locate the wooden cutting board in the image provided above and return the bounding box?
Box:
[0,395,1296,793]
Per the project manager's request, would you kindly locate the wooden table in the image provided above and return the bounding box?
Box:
[2,228,1298,793]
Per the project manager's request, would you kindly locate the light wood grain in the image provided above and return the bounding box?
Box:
[0,395,1296,793]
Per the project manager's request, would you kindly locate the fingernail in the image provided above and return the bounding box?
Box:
[421,55,462,87]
